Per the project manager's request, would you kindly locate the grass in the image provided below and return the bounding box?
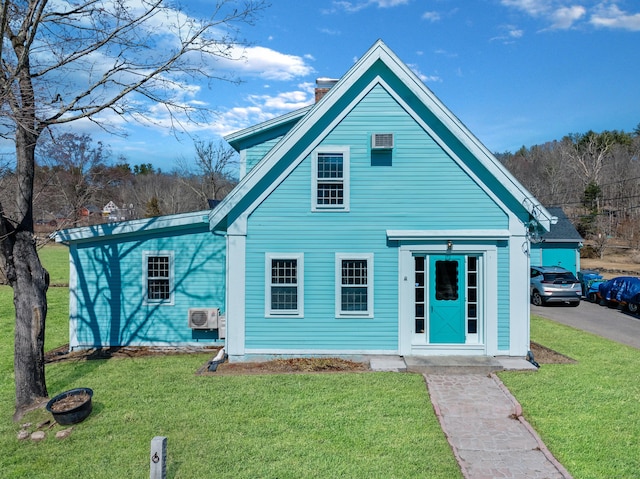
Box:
[2,245,639,477]
[1,244,462,478]
[38,242,70,286]
[499,316,640,479]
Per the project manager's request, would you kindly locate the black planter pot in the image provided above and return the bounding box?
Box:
[46,388,93,425]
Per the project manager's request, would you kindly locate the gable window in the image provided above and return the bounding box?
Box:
[312,147,350,211]
[335,253,373,318]
[143,251,174,305]
[265,254,304,317]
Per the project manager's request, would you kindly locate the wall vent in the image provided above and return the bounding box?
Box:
[188,308,219,330]
[371,133,394,149]
[218,314,226,339]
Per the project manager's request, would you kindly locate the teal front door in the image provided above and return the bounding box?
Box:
[429,255,465,343]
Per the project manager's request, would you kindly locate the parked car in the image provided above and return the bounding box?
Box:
[597,276,640,313]
[577,269,606,302]
[530,266,581,306]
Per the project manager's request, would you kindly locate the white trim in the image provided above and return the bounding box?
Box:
[397,243,497,356]
[335,253,374,318]
[509,235,531,356]
[265,253,304,318]
[226,234,246,356]
[239,149,247,179]
[311,146,350,212]
[69,244,79,349]
[210,40,552,234]
[387,230,511,241]
[55,210,210,243]
[240,348,396,357]
[142,250,174,306]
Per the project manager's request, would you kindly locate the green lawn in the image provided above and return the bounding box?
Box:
[0,246,462,478]
[2,245,639,478]
[499,316,640,479]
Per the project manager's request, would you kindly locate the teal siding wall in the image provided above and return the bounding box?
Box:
[531,243,578,275]
[245,136,282,176]
[244,84,510,352]
[497,242,510,350]
[71,226,226,347]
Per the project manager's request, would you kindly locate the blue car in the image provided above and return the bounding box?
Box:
[598,276,640,314]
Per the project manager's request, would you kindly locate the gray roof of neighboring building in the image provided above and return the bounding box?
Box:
[542,207,583,242]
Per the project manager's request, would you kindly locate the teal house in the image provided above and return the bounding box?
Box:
[56,41,553,360]
[530,207,583,275]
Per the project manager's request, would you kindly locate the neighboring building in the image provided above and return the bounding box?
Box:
[530,207,583,275]
[56,40,553,359]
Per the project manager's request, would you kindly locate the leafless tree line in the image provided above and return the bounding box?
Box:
[0,134,238,233]
[497,128,640,248]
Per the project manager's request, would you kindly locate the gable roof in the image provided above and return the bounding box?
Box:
[54,210,211,244]
[541,207,583,242]
[212,39,552,232]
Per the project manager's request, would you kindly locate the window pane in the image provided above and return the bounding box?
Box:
[317,183,344,205]
[271,286,298,310]
[271,259,298,310]
[341,287,368,311]
[147,256,170,301]
[435,260,458,301]
[342,260,367,285]
[317,153,343,179]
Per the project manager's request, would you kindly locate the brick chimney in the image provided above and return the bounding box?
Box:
[315,77,339,103]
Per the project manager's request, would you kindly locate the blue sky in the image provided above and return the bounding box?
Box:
[97,0,640,170]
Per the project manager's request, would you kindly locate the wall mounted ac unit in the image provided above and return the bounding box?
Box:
[371,133,394,149]
[218,314,226,339]
[188,308,219,330]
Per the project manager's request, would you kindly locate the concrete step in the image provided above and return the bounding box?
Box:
[404,355,535,374]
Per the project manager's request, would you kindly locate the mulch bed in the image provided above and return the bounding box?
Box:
[45,342,575,374]
[530,341,576,364]
[49,392,91,413]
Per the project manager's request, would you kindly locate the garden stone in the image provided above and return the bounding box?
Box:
[17,430,29,440]
[56,428,73,439]
[31,431,45,441]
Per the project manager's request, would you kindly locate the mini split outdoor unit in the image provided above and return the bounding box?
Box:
[188,308,219,330]
[371,133,394,149]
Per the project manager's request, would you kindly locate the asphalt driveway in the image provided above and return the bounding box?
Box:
[531,300,640,349]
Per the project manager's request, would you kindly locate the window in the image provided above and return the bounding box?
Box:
[143,251,173,305]
[434,260,459,301]
[265,254,304,317]
[335,253,373,318]
[312,147,350,211]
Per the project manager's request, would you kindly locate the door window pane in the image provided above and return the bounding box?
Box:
[435,260,458,301]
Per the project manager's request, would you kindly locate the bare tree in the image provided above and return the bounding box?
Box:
[178,139,238,209]
[0,0,265,419]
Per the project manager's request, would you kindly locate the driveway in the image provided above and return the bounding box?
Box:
[531,301,640,349]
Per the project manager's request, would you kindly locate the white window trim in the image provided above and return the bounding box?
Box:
[311,146,350,212]
[142,250,174,306]
[265,253,304,318]
[335,253,374,318]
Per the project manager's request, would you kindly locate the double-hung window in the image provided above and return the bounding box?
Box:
[312,147,350,211]
[335,253,373,318]
[143,251,174,305]
[266,254,304,317]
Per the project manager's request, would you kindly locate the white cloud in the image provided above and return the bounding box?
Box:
[209,84,316,136]
[422,11,441,22]
[214,46,315,81]
[549,5,586,29]
[491,25,525,43]
[408,64,441,84]
[590,3,640,31]
[500,0,585,29]
[327,0,409,13]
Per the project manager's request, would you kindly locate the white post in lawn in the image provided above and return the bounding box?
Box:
[150,436,167,479]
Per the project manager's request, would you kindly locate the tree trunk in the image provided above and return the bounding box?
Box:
[3,125,50,420]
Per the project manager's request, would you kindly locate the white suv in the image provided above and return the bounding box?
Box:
[530,266,581,307]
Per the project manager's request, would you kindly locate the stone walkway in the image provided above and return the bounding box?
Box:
[425,373,573,479]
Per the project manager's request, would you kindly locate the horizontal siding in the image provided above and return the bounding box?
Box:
[245,136,282,175]
[244,84,509,353]
[72,226,226,347]
[497,242,510,350]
